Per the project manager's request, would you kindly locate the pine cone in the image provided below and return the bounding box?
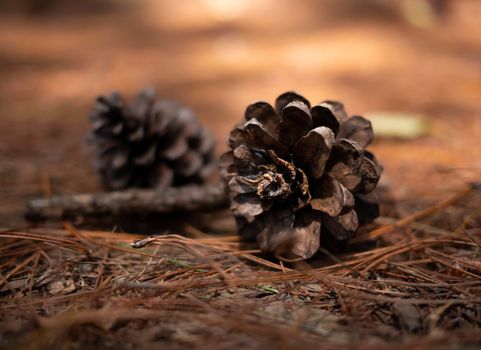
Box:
[89,88,215,190]
[221,92,382,259]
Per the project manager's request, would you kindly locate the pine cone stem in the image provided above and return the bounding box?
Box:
[25,184,228,221]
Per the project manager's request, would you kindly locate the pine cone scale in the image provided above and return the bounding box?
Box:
[133,144,156,166]
[278,101,312,150]
[290,210,321,259]
[245,102,280,136]
[337,115,373,148]
[232,192,272,217]
[231,145,263,175]
[256,204,295,256]
[322,209,359,242]
[160,136,189,161]
[275,92,311,113]
[108,149,129,169]
[244,120,290,159]
[173,151,204,178]
[311,103,343,133]
[310,175,354,217]
[292,126,335,179]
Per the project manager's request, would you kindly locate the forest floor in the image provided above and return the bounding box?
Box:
[1,1,481,349]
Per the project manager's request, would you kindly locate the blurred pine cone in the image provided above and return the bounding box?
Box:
[221,92,382,259]
[89,88,215,190]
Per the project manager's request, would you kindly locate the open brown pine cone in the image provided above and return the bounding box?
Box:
[220,92,382,259]
[89,88,215,190]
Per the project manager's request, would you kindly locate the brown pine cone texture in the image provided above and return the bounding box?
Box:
[89,88,215,190]
[221,92,382,259]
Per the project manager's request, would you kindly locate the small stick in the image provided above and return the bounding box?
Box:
[25,184,229,221]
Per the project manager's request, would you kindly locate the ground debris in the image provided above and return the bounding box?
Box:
[392,303,423,332]
[1,186,481,349]
[46,278,76,296]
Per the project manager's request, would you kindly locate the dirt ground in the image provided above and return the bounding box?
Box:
[1,1,481,349]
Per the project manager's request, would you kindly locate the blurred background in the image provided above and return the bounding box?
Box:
[1,0,480,227]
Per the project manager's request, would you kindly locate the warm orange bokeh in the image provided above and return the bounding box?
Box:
[1,0,480,224]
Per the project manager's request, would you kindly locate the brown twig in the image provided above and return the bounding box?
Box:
[25,183,229,221]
